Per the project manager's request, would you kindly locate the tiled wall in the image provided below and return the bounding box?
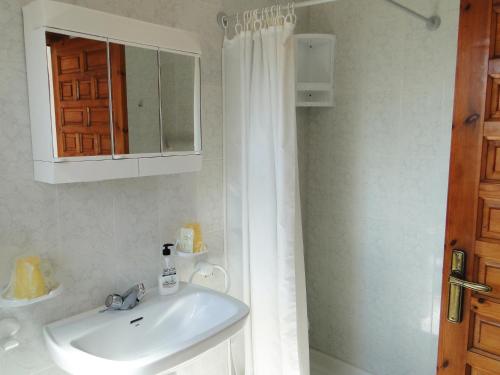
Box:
[299,0,460,374]
[0,0,226,374]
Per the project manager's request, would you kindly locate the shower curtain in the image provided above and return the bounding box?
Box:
[223,18,310,375]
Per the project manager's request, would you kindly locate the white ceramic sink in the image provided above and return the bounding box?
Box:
[44,282,249,375]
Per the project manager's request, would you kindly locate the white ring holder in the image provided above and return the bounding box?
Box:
[189,261,231,294]
[0,318,20,352]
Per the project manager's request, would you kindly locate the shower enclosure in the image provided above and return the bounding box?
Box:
[222,0,460,374]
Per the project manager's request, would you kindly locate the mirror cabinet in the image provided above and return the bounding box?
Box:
[23,0,202,183]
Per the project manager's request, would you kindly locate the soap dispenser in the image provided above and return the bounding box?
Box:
[158,243,179,295]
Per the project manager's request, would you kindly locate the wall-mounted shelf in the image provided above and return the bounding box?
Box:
[175,249,208,259]
[295,34,335,108]
[0,283,63,308]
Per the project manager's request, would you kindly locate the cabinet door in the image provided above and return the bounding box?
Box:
[48,34,113,157]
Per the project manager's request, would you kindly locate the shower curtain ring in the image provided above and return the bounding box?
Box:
[285,2,297,24]
[235,13,242,34]
[291,2,297,23]
[221,15,228,37]
[264,7,270,28]
[278,4,285,25]
[254,9,262,30]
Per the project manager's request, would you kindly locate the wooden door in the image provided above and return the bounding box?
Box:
[437,1,500,374]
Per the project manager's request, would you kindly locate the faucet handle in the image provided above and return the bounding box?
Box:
[105,294,123,309]
[136,283,146,301]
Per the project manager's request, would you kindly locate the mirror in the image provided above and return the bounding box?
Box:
[46,32,112,157]
[45,32,200,159]
[160,51,200,153]
[109,42,161,155]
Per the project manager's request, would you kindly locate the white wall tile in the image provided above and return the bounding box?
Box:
[300,1,459,374]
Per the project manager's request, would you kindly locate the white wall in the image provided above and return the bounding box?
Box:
[299,0,459,374]
[0,0,226,374]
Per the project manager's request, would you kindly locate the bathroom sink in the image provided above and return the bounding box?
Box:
[43,282,249,375]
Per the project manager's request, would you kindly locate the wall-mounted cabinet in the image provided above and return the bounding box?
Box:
[23,0,202,184]
[295,34,335,107]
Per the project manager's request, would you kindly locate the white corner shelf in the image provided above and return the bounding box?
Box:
[296,101,333,107]
[0,283,63,308]
[174,250,208,259]
[294,34,336,108]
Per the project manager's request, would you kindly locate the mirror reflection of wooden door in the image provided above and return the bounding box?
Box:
[47,34,128,157]
[437,1,500,374]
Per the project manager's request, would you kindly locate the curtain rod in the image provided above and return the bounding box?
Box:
[217,0,441,31]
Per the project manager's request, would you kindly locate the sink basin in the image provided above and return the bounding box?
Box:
[43,282,249,375]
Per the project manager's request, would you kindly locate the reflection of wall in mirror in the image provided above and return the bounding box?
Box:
[161,53,195,152]
[125,47,161,154]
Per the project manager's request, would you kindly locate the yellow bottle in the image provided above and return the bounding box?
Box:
[14,256,47,299]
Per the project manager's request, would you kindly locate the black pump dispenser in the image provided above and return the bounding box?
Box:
[163,243,174,256]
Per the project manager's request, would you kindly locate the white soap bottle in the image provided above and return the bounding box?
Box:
[158,243,179,295]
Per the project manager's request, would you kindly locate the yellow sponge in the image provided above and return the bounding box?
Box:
[184,223,203,253]
[14,256,47,300]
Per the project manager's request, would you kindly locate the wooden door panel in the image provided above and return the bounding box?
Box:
[472,313,500,357]
[477,257,500,298]
[471,368,498,375]
[478,196,500,241]
[100,134,112,154]
[77,79,92,100]
[83,48,107,72]
[484,137,500,180]
[62,133,79,154]
[61,108,85,127]
[95,77,109,99]
[487,76,500,120]
[493,6,500,58]
[81,134,96,154]
[59,80,74,101]
[88,106,110,128]
[58,54,81,74]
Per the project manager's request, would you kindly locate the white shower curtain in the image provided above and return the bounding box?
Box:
[223,18,310,375]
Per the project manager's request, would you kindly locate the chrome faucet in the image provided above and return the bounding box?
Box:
[104,283,146,311]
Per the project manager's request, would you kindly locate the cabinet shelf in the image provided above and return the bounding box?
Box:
[296,82,332,91]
